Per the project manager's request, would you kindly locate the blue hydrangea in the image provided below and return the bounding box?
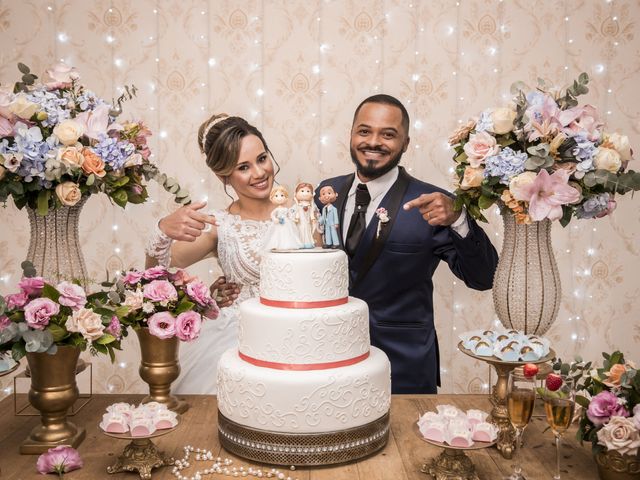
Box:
[483,147,528,185]
[576,193,611,219]
[475,109,494,133]
[571,133,597,176]
[27,87,71,127]
[12,123,52,182]
[76,90,107,112]
[93,136,135,171]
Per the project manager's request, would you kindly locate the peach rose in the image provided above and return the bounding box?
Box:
[9,94,39,120]
[463,131,500,168]
[491,108,517,135]
[460,166,485,190]
[509,171,538,201]
[604,364,628,387]
[57,146,85,169]
[81,148,106,177]
[55,181,81,206]
[597,416,640,456]
[53,120,85,146]
[448,119,476,146]
[65,307,105,342]
[594,147,622,173]
[606,133,632,162]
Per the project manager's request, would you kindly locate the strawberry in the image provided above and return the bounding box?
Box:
[545,373,563,391]
[523,363,539,378]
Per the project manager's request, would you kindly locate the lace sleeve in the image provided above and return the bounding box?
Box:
[145,222,173,266]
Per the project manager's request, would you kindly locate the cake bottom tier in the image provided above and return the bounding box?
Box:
[216,346,391,433]
[218,411,390,466]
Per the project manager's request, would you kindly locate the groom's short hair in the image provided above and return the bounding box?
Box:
[353,94,410,134]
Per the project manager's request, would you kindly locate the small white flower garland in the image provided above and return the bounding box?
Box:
[171,446,299,480]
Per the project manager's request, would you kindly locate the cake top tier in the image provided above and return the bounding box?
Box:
[259,249,348,307]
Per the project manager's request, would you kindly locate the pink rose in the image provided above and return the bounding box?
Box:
[175,311,202,341]
[0,314,10,330]
[5,291,28,309]
[56,281,87,310]
[142,280,178,303]
[597,416,640,456]
[186,281,213,306]
[36,445,83,475]
[24,298,59,330]
[587,391,630,426]
[122,270,143,285]
[147,312,176,339]
[463,131,500,168]
[142,266,169,280]
[106,316,122,339]
[170,269,196,286]
[65,307,105,341]
[18,276,45,296]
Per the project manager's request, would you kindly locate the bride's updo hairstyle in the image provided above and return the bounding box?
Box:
[197,113,274,178]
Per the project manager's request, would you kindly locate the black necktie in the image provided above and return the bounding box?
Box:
[345,183,371,256]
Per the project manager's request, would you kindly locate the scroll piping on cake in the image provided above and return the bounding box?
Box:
[238,351,370,370]
[259,297,348,308]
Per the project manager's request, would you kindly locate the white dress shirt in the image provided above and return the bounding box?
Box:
[342,166,469,240]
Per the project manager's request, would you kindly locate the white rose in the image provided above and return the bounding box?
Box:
[460,166,485,190]
[65,307,105,342]
[509,171,538,201]
[123,289,144,312]
[597,416,640,456]
[607,133,632,161]
[594,147,622,173]
[53,120,85,146]
[491,108,517,135]
[8,94,39,120]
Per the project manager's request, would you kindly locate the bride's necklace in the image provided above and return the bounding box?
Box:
[171,445,299,480]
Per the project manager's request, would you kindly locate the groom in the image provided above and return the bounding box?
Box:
[315,94,499,394]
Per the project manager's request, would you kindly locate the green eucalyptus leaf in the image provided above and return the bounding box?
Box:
[17,63,30,74]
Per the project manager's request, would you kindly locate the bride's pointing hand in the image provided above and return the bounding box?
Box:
[158,201,219,242]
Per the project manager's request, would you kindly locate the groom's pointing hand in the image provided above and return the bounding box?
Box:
[403,192,461,226]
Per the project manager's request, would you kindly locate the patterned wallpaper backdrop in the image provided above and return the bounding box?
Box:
[0,0,639,399]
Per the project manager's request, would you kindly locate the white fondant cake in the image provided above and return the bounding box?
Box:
[217,249,392,460]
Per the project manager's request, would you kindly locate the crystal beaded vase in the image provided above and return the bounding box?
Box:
[25,197,89,289]
[492,214,561,335]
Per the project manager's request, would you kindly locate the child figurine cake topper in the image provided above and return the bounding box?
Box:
[261,185,302,252]
[318,185,340,249]
[293,182,319,249]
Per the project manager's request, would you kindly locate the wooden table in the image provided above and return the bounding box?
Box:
[0,394,598,479]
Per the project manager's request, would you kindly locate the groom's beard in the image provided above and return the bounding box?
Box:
[350,146,403,180]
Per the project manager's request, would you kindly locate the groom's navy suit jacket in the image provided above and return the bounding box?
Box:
[315,167,499,394]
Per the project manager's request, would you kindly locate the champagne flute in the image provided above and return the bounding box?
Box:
[543,376,576,480]
[505,369,536,480]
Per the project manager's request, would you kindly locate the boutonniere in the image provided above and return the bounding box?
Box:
[375,207,390,239]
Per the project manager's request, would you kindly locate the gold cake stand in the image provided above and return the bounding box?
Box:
[103,420,179,479]
[457,342,555,459]
[414,423,495,480]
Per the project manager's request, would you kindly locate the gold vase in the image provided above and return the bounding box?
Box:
[595,450,640,480]
[20,346,86,454]
[136,327,188,414]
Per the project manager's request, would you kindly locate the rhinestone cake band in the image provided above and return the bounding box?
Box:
[218,411,390,466]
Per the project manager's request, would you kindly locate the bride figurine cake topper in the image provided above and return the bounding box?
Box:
[261,185,302,252]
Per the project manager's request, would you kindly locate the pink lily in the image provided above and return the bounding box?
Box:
[510,169,580,222]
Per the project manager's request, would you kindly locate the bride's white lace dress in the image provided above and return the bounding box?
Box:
[173,210,269,394]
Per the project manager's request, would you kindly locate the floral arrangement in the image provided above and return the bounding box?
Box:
[36,446,83,477]
[0,63,190,215]
[449,73,640,225]
[565,351,640,456]
[0,273,123,361]
[108,266,220,341]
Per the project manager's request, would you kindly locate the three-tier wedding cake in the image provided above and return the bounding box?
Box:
[216,249,391,466]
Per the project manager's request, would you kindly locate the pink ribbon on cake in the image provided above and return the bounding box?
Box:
[259,297,348,308]
[238,351,370,370]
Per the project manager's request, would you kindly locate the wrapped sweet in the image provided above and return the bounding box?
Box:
[466,409,489,426]
[106,402,135,419]
[130,418,157,437]
[472,422,498,443]
[436,404,464,420]
[99,412,129,434]
[419,419,447,443]
[140,401,167,416]
[447,427,474,448]
[417,406,495,447]
[461,328,551,361]
[153,409,178,430]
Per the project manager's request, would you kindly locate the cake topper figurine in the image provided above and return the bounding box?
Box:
[293,182,319,249]
[262,186,302,252]
[318,185,340,249]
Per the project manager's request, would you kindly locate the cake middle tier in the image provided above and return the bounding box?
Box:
[238,297,370,366]
[217,346,391,433]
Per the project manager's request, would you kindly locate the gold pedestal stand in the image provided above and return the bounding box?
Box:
[104,423,178,480]
[415,424,494,480]
[457,343,555,459]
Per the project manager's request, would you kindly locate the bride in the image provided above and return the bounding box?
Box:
[145,113,279,394]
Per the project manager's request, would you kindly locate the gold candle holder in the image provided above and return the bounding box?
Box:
[457,343,555,459]
[136,327,189,414]
[20,346,86,454]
